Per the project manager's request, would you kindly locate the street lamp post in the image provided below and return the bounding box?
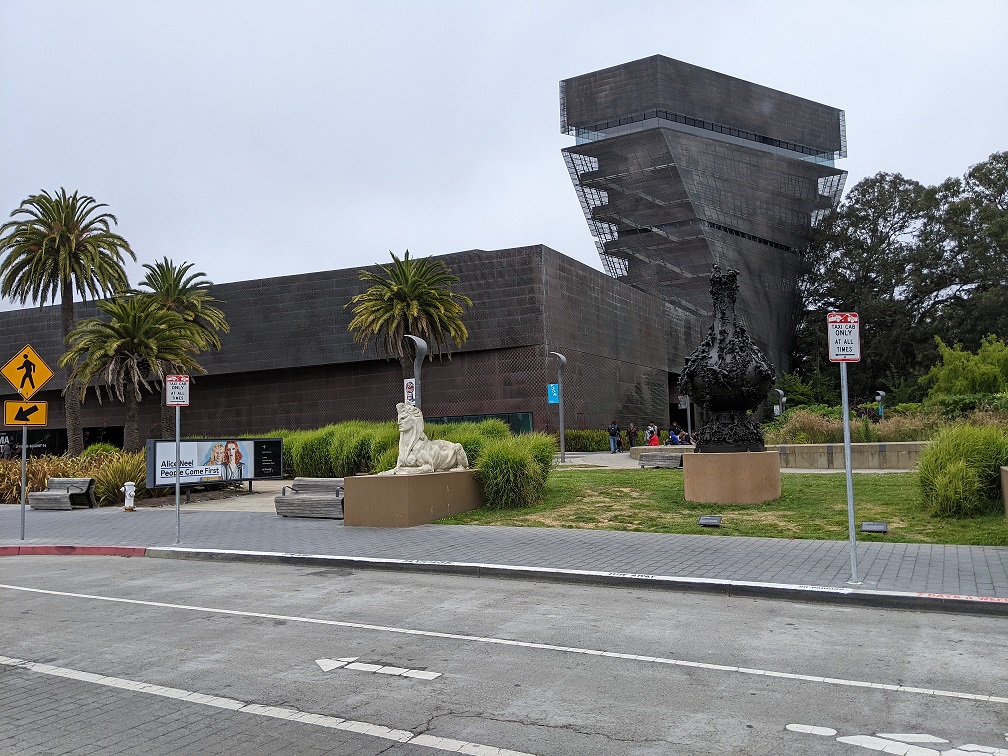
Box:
[549,352,567,464]
[404,335,428,410]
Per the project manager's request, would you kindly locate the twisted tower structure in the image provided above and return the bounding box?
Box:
[561,55,847,370]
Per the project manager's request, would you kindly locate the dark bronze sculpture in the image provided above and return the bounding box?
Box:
[679,265,775,452]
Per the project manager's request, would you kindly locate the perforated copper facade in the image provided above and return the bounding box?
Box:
[0,246,687,444]
[561,55,847,370]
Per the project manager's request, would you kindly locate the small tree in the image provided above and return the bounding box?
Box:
[347,250,472,377]
[134,257,229,437]
[920,335,1008,397]
[60,296,205,452]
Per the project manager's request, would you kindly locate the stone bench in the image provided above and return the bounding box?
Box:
[29,478,98,510]
[274,477,344,519]
[639,452,683,469]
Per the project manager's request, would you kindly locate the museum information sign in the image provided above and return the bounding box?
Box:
[145,437,284,488]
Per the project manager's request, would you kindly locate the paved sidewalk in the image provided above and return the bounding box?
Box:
[3,497,1006,616]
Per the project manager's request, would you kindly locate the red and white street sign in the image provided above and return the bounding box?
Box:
[827,312,860,362]
[165,375,190,406]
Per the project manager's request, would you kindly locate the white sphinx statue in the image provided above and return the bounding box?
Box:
[380,402,469,475]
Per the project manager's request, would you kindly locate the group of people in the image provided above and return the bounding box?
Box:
[607,420,693,453]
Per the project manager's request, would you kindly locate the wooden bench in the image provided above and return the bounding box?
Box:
[274,477,344,519]
[639,452,683,469]
[29,478,98,510]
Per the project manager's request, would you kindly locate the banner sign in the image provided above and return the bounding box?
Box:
[404,378,416,406]
[547,384,559,404]
[145,437,283,488]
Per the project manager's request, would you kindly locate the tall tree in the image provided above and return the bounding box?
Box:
[347,250,472,378]
[59,296,205,452]
[0,189,135,455]
[793,173,935,401]
[134,257,229,438]
[914,151,1008,351]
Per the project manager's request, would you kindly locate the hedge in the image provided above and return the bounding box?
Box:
[917,425,1008,517]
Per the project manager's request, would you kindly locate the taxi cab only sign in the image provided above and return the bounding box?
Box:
[166,375,190,406]
[827,312,860,362]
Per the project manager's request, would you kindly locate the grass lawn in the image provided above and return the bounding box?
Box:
[439,469,1008,546]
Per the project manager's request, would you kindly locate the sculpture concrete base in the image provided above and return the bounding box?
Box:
[683,451,781,505]
[344,469,484,527]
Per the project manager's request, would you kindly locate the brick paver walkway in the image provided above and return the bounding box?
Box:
[3,506,1006,607]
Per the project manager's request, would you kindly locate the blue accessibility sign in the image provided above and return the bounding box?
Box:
[547,384,560,404]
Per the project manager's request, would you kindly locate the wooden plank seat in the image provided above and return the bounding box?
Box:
[28,478,98,510]
[639,452,683,469]
[274,477,344,519]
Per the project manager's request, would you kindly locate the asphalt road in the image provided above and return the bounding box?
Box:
[1,556,1006,755]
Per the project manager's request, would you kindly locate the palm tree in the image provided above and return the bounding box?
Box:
[60,296,205,453]
[134,257,230,438]
[347,250,472,377]
[0,189,135,455]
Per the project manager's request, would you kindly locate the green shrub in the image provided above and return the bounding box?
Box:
[429,424,487,467]
[373,445,399,473]
[368,422,401,470]
[564,429,609,452]
[877,412,944,442]
[0,454,90,503]
[851,415,880,443]
[92,451,149,506]
[476,437,546,509]
[328,422,377,477]
[888,402,923,417]
[81,442,121,457]
[765,408,843,444]
[926,460,984,519]
[475,418,510,440]
[279,430,313,477]
[515,432,557,481]
[917,425,1008,517]
[292,426,339,477]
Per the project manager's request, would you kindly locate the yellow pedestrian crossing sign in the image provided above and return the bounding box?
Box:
[2,344,54,401]
[4,400,48,426]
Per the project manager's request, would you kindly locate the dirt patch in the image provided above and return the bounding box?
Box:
[503,499,663,530]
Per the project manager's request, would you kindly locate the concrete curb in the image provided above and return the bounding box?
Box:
[0,545,147,557]
[6,544,1007,617]
[145,546,1008,618]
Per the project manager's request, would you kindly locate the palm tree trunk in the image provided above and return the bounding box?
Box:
[125,387,140,453]
[61,284,84,456]
[161,383,173,439]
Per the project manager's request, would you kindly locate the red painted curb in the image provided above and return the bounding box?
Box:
[3,545,147,558]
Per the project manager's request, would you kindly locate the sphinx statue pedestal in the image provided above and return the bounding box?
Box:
[683,451,781,505]
[344,470,484,527]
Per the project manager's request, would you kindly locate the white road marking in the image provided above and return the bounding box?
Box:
[789,725,1008,755]
[316,658,441,679]
[0,655,532,756]
[2,582,1005,705]
[786,724,837,736]
[877,734,949,743]
[837,735,942,754]
[315,659,345,672]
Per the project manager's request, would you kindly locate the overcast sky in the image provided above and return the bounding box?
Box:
[1,1,1005,310]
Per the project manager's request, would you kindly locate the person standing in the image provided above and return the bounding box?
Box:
[607,419,620,454]
[627,423,638,449]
